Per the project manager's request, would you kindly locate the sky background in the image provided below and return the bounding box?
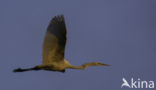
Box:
[0,0,156,90]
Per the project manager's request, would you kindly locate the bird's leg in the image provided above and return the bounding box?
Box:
[13,66,41,72]
[59,69,66,73]
[31,66,41,70]
[13,68,31,72]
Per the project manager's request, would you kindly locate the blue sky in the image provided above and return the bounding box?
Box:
[0,0,156,90]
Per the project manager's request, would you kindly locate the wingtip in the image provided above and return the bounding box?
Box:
[52,14,65,22]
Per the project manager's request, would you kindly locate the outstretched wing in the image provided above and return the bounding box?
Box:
[42,15,67,65]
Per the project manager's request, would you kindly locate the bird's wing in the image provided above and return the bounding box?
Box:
[42,15,67,65]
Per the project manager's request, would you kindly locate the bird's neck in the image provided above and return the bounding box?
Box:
[68,65,85,70]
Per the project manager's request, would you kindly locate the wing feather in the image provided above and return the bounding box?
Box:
[42,15,67,65]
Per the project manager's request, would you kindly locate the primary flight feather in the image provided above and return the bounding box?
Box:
[13,15,109,73]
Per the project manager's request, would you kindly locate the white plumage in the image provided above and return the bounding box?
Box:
[13,15,109,73]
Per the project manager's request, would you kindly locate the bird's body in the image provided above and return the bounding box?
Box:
[13,15,109,73]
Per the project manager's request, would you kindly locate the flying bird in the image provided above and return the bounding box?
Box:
[13,15,109,73]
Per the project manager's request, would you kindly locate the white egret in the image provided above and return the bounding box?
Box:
[13,15,109,73]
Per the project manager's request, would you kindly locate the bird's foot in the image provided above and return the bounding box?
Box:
[13,68,23,72]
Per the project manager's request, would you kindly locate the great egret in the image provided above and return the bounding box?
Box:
[13,15,109,73]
